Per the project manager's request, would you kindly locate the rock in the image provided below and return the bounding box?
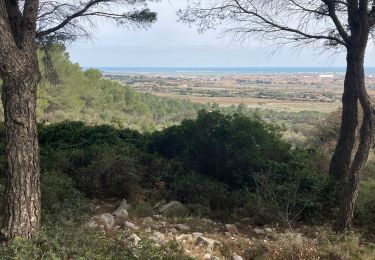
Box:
[152,224,163,230]
[192,232,203,238]
[232,255,244,260]
[126,221,139,230]
[113,208,128,220]
[85,220,99,229]
[117,199,131,211]
[154,199,167,209]
[129,234,141,246]
[176,224,191,231]
[144,227,152,233]
[176,234,193,242]
[196,236,216,251]
[153,231,165,242]
[265,227,273,233]
[170,228,178,234]
[143,217,154,226]
[226,224,238,233]
[203,254,212,260]
[254,227,265,234]
[113,226,121,232]
[159,201,189,217]
[94,213,115,231]
[203,254,219,260]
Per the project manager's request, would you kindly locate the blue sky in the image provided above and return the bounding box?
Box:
[67,1,375,68]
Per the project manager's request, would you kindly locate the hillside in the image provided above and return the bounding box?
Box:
[36,45,204,131]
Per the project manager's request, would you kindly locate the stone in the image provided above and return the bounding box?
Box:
[129,234,141,246]
[152,224,163,230]
[192,232,203,238]
[176,234,193,242]
[170,228,178,234]
[126,221,139,230]
[254,227,265,234]
[159,201,189,217]
[176,224,191,231]
[85,220,99,229]
[143,217,154,226]
[203,254,212,260]
[113,208,128,220]
[144,227,152,233]
[265,227,273,233]
[94,213,115,231]
[117,199,131,211]
[154,199,167,209]
[225,224,238,233]
[196,236,216,251]
[153,231,165,242]
[232,255,244,260]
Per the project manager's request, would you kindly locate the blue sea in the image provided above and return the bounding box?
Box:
[87,67,375,75]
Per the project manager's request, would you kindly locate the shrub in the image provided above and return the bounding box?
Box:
[354,179,375,238]
[41,171,90,224]
[265,233,319,260]
[163,171,231,213]
[149,110,292,187]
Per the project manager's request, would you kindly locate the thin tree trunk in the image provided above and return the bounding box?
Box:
[329,54,359,181]
[334,52,374,232]
[0,56,41,240]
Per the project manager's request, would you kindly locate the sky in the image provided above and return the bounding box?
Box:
[67,1,375,68]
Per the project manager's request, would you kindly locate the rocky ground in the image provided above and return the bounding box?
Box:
[83,198,360,260]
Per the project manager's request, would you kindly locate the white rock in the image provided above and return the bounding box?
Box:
[226,224,238,233]
[176,234,193,242]
[159,201,189,217]
[176,224,191,231]
[94,213,115,230]
[117,199,131,211]
[143,217,154,226]
[113,208,128,220]
[232,255,244,260]
[85,220,99,229]
[265,227,273,233]
[196,236,216,251]
[204,254,212,260]
[126,221,139,230]
[254,227,265,234]
[192,232,203,238]
[129,234,141,246]
[153,231,165,241]
[144,227,152,233]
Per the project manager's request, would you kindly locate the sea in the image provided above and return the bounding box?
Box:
[88,67,375,76]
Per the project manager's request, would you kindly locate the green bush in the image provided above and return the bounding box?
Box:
[41,171,90,224]
[149,111,293,187]
[354,179,375,238]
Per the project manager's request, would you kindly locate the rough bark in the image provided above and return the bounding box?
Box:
[329,54,359,181]
[0,53,41,240]
[334,48,375,232]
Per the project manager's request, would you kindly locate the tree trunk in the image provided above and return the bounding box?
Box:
[334,50,374,232]
[329,53,359,181]
[0,55,41,240]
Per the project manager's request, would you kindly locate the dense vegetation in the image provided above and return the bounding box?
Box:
[35,45,205,131]
[0,110,374,257]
